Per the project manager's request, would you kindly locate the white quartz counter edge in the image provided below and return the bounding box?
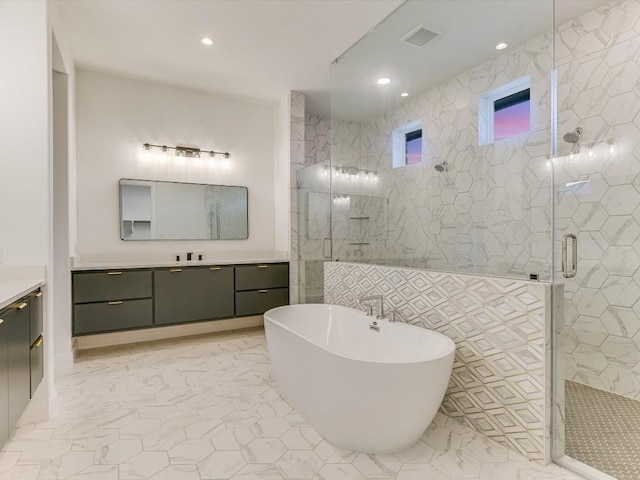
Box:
[0,279,44,311]
[72,258,290,271]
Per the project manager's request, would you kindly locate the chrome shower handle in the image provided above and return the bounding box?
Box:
[562,233,577,278]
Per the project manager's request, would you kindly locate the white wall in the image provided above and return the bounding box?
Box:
[0,1,50,266]
[75,70,279,261]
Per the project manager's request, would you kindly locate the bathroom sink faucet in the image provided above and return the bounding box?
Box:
[357,294,385,319]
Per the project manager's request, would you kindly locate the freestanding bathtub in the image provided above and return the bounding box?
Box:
[264,304,455,454]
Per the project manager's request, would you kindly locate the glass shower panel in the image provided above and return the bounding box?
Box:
[329,0,555,281]
[553,2,640,477]
[297,161,332,303]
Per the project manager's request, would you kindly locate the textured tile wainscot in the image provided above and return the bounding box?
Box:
[325,261,551,463]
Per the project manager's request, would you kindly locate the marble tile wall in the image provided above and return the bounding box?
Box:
[305,114,330,167]
[325,262,551,463]
[330,26,554,280]
[289,91,305,304]
[555,0,640,400]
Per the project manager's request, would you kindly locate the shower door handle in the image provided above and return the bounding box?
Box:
[322,238,331,259]
[562,234,578,278]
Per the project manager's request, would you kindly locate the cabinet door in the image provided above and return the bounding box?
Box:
[6,302,30,430]
[0,312,8,447]
[154,269,197,325]
[30,336,43,397]
[193,266,234,321]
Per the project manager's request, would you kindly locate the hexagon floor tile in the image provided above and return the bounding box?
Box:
[0,329,582,480]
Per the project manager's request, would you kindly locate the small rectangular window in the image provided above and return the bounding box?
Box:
[493,89,530,141]
[405,129,422,165]
[392,120,423,168]
[478,77,531,145]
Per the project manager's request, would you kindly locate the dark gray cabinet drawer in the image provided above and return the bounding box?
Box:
[235,288,289,316]
[30,336,43,397]
[74,299,153,335]
[235,263,289,291]
[73,270,152,303]
[28,290,43,345]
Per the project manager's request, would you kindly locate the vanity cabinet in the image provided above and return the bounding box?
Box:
[73,270,153,335]
[0,287,44,450]
[72,262,288,335]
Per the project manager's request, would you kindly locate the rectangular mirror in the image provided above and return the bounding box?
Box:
[119,179,248,240]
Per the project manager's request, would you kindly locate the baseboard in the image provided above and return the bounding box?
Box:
[73,316,264,350]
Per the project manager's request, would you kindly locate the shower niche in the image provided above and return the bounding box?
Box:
[306,191,387,261]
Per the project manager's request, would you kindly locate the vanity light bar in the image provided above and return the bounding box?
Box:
[142,143,231,159]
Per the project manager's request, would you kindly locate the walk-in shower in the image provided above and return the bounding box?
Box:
[295,0,640,478]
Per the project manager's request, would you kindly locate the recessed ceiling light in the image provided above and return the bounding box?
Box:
[201,37,214,46]
[495,42,508,50]
[401,92,409,97]
[377,77,391,85]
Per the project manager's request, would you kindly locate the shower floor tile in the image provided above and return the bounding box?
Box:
[566,380,640,480]
[1,329,581,479]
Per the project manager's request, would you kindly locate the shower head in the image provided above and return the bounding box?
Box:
[563,127,583,144]
[434,160,447,172]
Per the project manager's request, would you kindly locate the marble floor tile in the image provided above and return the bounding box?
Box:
[0,329,584,480]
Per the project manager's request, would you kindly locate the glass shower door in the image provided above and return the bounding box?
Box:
[297,161,332,303]
[553,27,640,479]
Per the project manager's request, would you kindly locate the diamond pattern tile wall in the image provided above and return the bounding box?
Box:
[324,262,549,462]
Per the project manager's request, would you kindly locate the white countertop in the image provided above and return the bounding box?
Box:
[0,279,45,310]
[71,255,290,271]
[0,266,45,311]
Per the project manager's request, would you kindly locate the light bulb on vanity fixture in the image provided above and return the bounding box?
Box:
[140,143,231,166]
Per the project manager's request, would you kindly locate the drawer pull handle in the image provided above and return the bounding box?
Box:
[108,301,123,305]
[34,291,43,298]
[16,302,28,310]
[170,269,183,273]
[107,271,123,275]
[257,265,269,269]
[34,337,43,347]
[209,267,222,271]
[258,289,269,293]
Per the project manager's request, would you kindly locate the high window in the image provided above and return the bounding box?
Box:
[393,120,423,168]
[479,77,531,145]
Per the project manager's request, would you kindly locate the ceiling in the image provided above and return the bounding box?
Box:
[52,0,404,117]
[53,0,609,120]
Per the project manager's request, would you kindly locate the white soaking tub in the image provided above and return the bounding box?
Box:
[264,304,455,454]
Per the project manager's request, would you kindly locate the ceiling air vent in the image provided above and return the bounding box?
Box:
[401,25,440,47]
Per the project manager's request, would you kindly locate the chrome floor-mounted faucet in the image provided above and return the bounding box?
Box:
[357,294,385,320]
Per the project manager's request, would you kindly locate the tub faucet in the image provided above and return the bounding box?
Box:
[357,294,385,320]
